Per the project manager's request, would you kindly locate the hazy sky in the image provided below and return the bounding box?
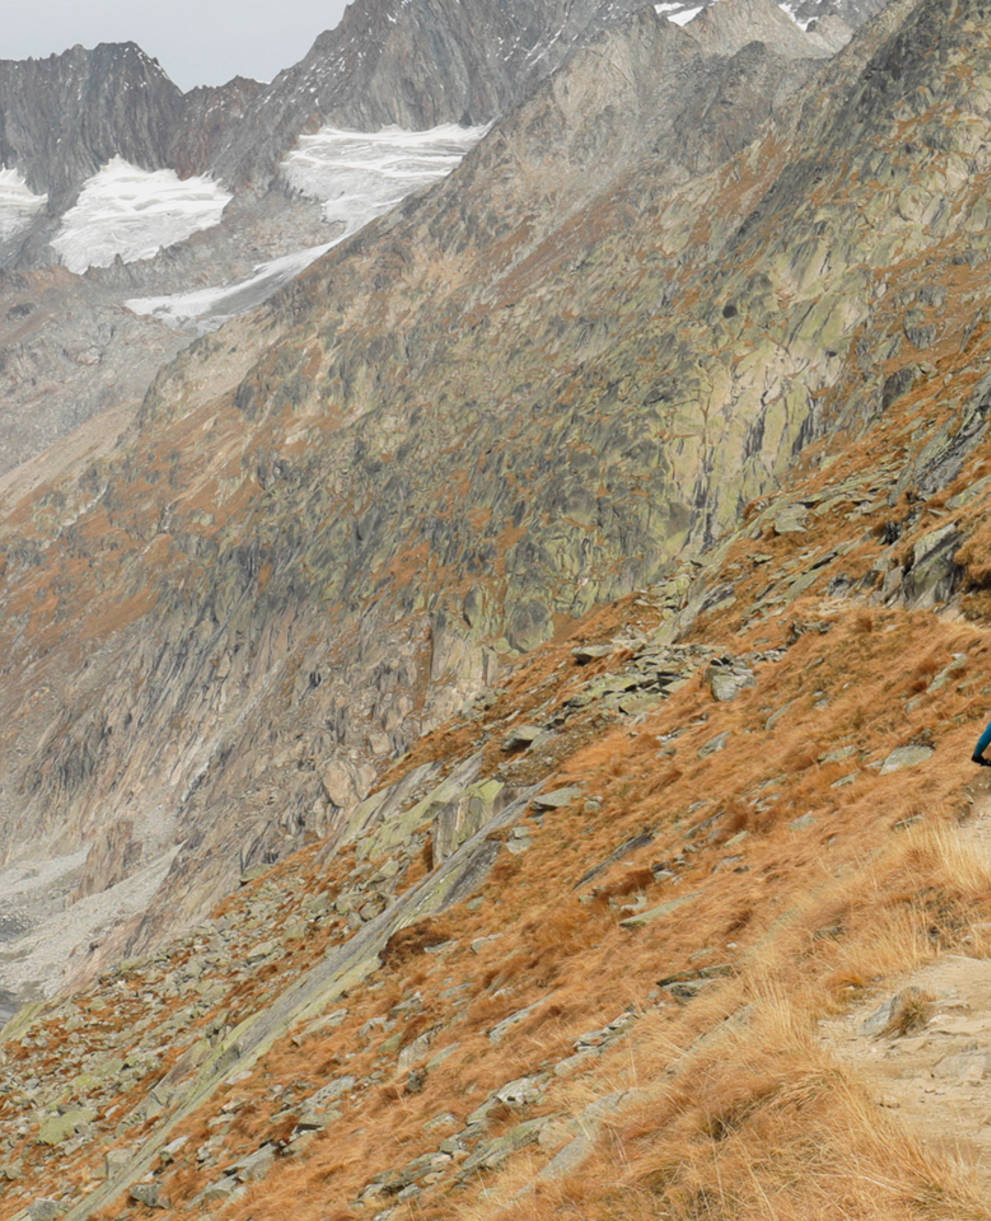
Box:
[2,1,353,91]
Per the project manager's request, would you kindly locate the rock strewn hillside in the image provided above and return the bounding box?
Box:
[5,0,991,1214]
[4,194,991,1215]
[0,5,847,997]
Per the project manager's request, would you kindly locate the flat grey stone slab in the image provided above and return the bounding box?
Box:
[532,786,582,811]
[620,893,700,930]
[880,745,933,774]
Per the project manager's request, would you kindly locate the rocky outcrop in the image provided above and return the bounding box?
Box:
[787,0,891,26]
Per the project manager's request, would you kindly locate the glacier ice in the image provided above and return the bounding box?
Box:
[125,124,486,331]
[280,123,488,239]
[51,157,232,274]
[125,241,335,333]
[0,168,47,242]
[654,3,706,24]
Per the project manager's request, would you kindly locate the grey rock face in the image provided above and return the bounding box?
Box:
[208,0,664,188]
[0,43,184,209]
[659,0,889,31]
[169,78,265,180]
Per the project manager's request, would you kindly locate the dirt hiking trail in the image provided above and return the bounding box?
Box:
[820,790,991,1191]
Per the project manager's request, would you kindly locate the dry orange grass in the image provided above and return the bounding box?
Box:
[444,824,991,1221]
[15,358,991,1220]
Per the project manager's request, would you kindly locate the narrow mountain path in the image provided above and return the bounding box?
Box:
[818,789,991,1191]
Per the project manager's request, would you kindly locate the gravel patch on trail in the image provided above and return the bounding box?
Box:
[819,955,991,1189]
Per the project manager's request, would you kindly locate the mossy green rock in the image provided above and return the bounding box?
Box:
[38,1108,97,1146]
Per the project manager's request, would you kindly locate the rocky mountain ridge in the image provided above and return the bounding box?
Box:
[0,0,864,219]
[0,43,183,210]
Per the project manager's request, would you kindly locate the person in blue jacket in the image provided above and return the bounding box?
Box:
[973,719,991,766]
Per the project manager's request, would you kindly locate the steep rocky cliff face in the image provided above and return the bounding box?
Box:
[686,0,851,55]
[787,0,890,24]
[169,78,265,181]
[0,268,187,477]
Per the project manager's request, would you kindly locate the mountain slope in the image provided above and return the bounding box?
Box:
[0,5,843,1001]
[0,0,983,1002]
[6,0,991,1214]
[5,28,991,1200]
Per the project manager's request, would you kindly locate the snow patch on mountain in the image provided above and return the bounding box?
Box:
[280,124,487,240]
[655,3,705,23]
[122,125,488,332]
[125,241,335,333]
[654,0,812,27]
[778,1,813,28]
[0,169,47,242]
[51,157,232,274]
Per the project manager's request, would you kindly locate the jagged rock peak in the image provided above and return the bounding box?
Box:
[682,0,852,56]
[207,0,679,186]
[0,42,184,206]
